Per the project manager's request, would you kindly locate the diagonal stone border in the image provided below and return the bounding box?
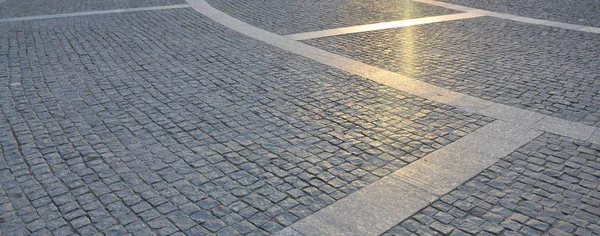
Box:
[281,120,542,235]
[285,12,484,40]
[410,0,600,34]
[187,0,599,145]
[182,0,598,234]
[0,4,190,23]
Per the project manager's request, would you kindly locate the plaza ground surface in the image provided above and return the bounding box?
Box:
[0,0,599,235]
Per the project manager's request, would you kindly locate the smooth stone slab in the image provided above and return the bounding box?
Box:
[0,4,190,23]
[187,1,597,235]
[274,227,304,236]
[532,116,596,141]
[286,13,483,40]
[410,0,600,34]
[392,150,496,196]
[290,177,436,236]
[474,120,544,143]
[478,103,545,125]
[588,129,600,145]
[580,27,600,34]
[285,120,541,235]
[393,120,542,195]
[191,0,596,143]
[510,16,585,31]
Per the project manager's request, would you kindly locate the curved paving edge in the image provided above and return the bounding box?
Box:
[1,0,594,234]
[187,0,598,145]
[411,0,600,34]
[280,120,544,235]
[186,0,600,235]
[0,4,190,23]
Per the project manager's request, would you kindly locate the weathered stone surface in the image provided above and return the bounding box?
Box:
[384,133,600,235]
[306,17,600,127]
[0,8,490,235]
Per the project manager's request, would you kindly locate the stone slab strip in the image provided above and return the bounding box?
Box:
[275,121,542,235]
[410,0,600,34]
[186,0,599,144]
[589,129,600,144]
[286,12,484,40]
[182,0,599,234]
[0,4,190,23]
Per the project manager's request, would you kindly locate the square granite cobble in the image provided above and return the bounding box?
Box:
[0,8,492,235]
[0,0,185,19]
[439,0,600,28]
[384,132,600,235]
[205,0,458,35]
[305,16,600,127]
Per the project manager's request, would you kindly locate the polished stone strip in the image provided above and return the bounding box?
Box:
[410,0,600,33]
[185,0,600,234]
[285,12,483,40]
[278,120,542,235]
[590,129,600,144]
[194,0,599,143]
[185,0,598,156]
[0,4,190,23]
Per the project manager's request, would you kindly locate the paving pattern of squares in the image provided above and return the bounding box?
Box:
[438,0,600,27]
[0,0,185,18]
[0,9,492,235]
[204,0,459,35]
[305,17,600,127]
[385,133,600,235]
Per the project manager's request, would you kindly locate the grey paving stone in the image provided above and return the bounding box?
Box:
[205,0,458,35]
[306,17,600,127]
[0,8,490,235]
[438,0,600,27]
[0,0,185,18]
[384,133,600,235]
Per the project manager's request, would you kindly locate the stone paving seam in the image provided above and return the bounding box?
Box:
[0,9,494,235]
[409,0,600,34]
[287,175,439,236]
[0,4,190,23]
[205,0,460,35]
[304,17,600,127]
[276,120,543,235]
[187,0,600,234]
[383,132,600,235]
[590,129,600,144]
[285,12,484,41]
[187,0,599,145]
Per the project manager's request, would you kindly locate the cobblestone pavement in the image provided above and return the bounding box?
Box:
[204,0,458,35]
[0,9,493,235]
[438,0,600,28]
[384,133,600,236]
[305,17,600,127]
[0,0,185,18]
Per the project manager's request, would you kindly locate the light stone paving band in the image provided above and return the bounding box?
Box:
[0,4,190,23]
[186,0,599,144]
[3,0,594,234]
[410,0,600,34]
[186,0,600,234]
[282,120,542,235]
[285,12,484,40]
